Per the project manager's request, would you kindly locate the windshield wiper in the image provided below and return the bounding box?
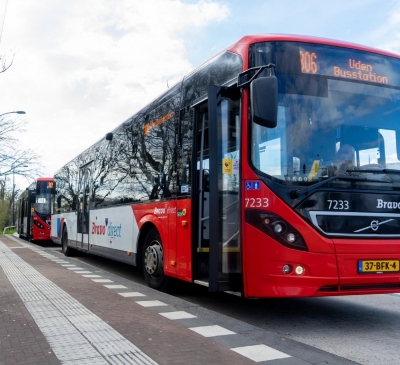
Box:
[290,175,382,199]
[354,168,400,175]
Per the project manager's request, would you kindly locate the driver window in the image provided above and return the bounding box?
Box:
[252,105,287,179]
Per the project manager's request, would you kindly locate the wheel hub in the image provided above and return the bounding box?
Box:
[144,241,163,277]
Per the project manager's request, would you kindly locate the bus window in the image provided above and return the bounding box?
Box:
[380,129,400,169]
[252,105,288,179]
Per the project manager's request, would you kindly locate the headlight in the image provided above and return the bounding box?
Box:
[246,210,308,251]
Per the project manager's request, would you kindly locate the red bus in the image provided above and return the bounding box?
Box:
[51,34,400,297]
[16,177,56,242]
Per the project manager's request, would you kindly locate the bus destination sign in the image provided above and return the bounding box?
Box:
[299,45,399,87]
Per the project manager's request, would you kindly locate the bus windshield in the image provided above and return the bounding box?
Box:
[36,194,51,214]
[250,42,400,188]
[36,181,52,215]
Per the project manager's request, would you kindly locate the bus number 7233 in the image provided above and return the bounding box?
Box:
[245,198,269,208]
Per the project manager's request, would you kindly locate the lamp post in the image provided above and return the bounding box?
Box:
[1,110,26,225]
[12,163,15,226]
[11,163,28,226]
[0,111,26,118]
[12,165,15,225]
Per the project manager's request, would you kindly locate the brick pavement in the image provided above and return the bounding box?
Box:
[0,235,255,365]
[0,238,60,365]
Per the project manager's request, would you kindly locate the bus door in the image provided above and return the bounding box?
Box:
[77,165,91,252]
[193,102,211,284]
[193,85,242,292]
[19,198,26,236]
[25,191,35,239]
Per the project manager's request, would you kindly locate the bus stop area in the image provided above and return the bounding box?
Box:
[0,234,307,365]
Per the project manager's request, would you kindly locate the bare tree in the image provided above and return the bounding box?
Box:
[0,114,42,180]
[0,50,13,74]
[0,48,41,180]
[0,50,41,230]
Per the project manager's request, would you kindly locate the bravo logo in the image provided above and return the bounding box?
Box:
[376,199,400,209]
[92,221,106,235]
[92,218,122,237]
[154,207,166,214]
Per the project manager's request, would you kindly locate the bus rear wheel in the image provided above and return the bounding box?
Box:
[142,229,169,291]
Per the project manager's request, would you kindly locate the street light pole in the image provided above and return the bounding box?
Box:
[1,110,27,226]
[0,111,26,118]
[11,162,28,226]
[12,166,15,225]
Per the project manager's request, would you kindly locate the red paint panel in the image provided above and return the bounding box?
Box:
[242,224,338,298]
[242,181,335,253]
[167,201,177,277]
[175,199,192,282]
[337,253,399,280]
[131,199,192,281]
[330,241,400,291]
[131,201,174,277]
[32,214,51,241]
[37,177,55,182]
[333,238,400,255]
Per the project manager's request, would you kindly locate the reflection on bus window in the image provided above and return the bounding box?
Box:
[251,78,400,187]
[36,195,50,215]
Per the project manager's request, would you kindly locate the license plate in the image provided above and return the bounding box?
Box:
[358,260,400,273]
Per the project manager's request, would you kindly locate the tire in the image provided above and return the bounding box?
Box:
[142,228,169,291]
[62,227,74,257]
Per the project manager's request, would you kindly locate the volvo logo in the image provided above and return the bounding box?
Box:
[354,218,395,233]
[370,220,379,231]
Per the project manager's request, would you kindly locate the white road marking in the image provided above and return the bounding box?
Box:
[160,311,197,320]
[232,344,291,362]
[135,300,168,307]
[104,285,127,289]
[82,275,102,278]
[118,292,146,297]
[189,325,235,337]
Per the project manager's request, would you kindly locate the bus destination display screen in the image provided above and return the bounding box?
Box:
[299,45,400,88]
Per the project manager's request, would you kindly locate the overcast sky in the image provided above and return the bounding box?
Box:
[1,0,400,188]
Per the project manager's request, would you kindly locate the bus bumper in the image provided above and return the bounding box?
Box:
[242,229,400,298]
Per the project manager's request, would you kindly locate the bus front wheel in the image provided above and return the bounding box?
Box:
[62,227,73,257]
[142,229,169,291]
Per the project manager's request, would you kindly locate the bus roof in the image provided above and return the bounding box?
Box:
[37,177,56,182]
[228,34,400,60]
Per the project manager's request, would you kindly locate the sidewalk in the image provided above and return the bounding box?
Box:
[0,235,297,365]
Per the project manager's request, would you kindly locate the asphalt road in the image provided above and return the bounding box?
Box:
[40,240,400,365]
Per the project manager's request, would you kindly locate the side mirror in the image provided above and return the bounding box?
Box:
[250,75,278,128]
